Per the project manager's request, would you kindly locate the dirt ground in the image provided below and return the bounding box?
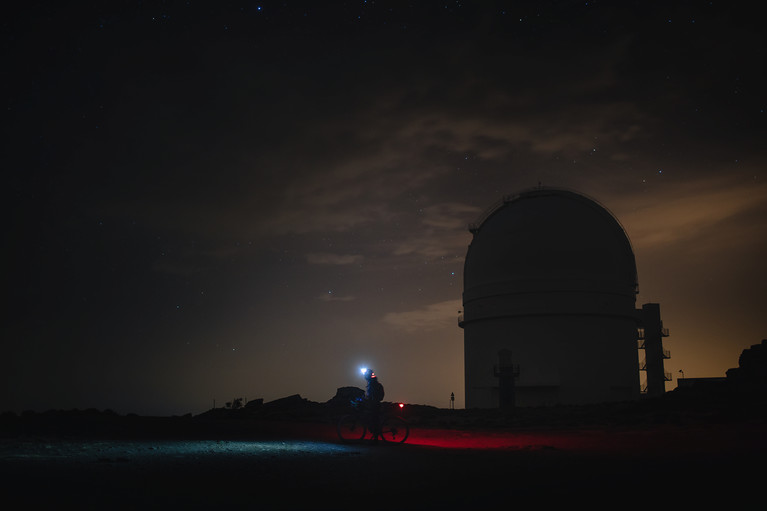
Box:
[1,411,765,509]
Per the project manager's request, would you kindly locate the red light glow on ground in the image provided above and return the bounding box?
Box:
[406,429,577,450]
[403,423,767,456]
[258,420,767,457]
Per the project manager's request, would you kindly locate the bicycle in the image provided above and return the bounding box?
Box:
[336,400,410,444]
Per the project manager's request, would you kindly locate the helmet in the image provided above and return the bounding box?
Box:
[362,368,375,380]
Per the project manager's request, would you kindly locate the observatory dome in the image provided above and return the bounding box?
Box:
[461,188,645,408]
[463,188,638,322]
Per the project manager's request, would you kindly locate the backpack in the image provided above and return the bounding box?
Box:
[370,380,385,402]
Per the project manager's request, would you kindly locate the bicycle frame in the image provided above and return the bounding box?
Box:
[337,401,409,443]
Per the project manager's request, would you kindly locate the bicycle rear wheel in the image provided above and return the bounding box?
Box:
[337,415,367,442]
[379,416,409,443]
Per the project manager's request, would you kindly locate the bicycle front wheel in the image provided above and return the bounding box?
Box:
[380,416,409,443]
[337,415,367,443]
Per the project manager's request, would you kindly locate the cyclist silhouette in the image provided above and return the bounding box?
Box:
[337,368,408,443]
[362,369,384,439]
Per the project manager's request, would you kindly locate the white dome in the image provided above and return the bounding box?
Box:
[461,188,642,408]
[463,188,637,321]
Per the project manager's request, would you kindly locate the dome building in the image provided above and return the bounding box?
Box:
[460,188,669,408]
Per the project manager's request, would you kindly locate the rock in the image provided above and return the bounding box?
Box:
[326,387,364,406]
[263,394,308,410]
[244,398,263,410]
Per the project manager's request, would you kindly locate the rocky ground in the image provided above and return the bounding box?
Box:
[1,388,765,509]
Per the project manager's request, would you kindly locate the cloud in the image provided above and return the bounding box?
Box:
[319,292,356,302]
[615,175,767,251]
[382,299,462,333]
[392,202,477,260]
[99,33,653,249]
[420,203,482,230]
[306,253,364,265]
[391,231,472,260]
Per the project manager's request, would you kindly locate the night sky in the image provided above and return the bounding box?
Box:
[4,1,766,416]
